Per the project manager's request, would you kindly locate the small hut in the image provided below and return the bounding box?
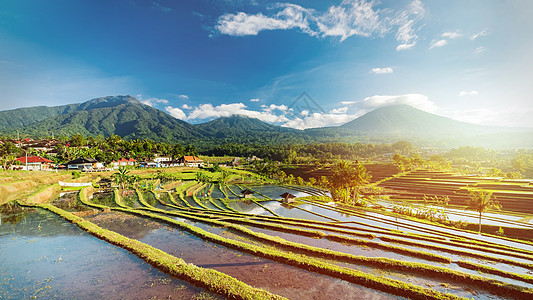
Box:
[241,189,254,199]
[280,192,296,203]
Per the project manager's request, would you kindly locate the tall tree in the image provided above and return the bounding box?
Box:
[330,161,371,204]
[466,190,500,233]
[112,166,131,190]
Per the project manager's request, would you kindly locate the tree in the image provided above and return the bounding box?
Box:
[112,166,131,190]
[0,142,22,170]
[71,134,86,147]
[466,190,500,233]
[195,172,209,183]
[219,170,229,184]
[330,161,371,204]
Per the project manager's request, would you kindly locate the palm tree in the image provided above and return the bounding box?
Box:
[112,166,130,190]
[466,190,500,233]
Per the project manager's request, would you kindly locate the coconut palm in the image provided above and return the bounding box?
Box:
[112,166,131,190]
[466,190,500,233]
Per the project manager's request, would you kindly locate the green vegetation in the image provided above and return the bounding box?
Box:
[466,190,501,233]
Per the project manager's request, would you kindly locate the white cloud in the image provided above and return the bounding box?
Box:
[250,98,260,102]
[393,0,425,51]
[474,46,486,55]
[340,100,358,105]
[314,0,385,41]
[215,4,311,36]
[262,104,288,112]
[182,104,192,109]
[470,29,488,40]
[459,90,478,96]
[396,43,416,51]
[165,106,187,119]
[179,94,189,99]
[330,107,348,114]
[441,31,462,39]
[370,67,393,74]
[429,39,447,49]
[282,112,359,130]
[165,102,289,123]
[216,0,425,48]
[140,98,169,107]
[360,93,437,112]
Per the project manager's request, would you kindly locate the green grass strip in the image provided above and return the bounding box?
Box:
[219,198,240,213]
[80,189,533,300]
[226,185,241,197]
[379,236,533,270]
[19,202,285,300]
[219,183,230,199]
[251,199,279,217]
[114,188,129,208]
[208,198,229,211]
[176,191,194,208]
[153,205,451,263]
[117,207,465,300]
[191,184,211,210]
[456,260,533,284]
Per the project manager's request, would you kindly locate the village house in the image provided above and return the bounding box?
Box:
[13,156,53,171]
[153,156,171,167]
[178,156,204,167]
[241,189,254,199]
[65,158,103,171]
[111,158,136,168]
[280,192,296,204]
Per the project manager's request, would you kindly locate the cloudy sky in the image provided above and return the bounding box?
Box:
[1,0,532,129]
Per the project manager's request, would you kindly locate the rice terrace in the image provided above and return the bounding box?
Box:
[2,1,533,299]
[2,155,533,299]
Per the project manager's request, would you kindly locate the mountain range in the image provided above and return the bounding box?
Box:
[0,95,531,148]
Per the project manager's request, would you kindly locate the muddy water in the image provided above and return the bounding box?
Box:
[0,206,216,300]
[90,191,119,207]
[210,185,226,199]
[88,211,400,300]
[226,200,271,215]
[248,185,312,199]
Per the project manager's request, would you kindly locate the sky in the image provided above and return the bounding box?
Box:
[1,0,532,129]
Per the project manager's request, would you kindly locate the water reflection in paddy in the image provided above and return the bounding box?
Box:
[0,206,216,300]
[87,210,399,300]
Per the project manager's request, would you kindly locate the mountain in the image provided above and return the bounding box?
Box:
[8,95,204,142]
[339,104,494,137]
[333,104,533,148]
[0,103,79,131]
[1,96,531,148]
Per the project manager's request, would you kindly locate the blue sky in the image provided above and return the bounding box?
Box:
[1,0,532,128]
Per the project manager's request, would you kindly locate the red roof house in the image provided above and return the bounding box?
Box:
[177,156,203,167]
[14,156,53,171]
[111,158,137,168]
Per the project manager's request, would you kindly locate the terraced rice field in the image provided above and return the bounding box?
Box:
[377,170,533,213]
[5,178,533,299]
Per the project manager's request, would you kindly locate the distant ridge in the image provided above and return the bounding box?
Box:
[1,95,202,142]
[0,96,531,148]
[339,104,496,137]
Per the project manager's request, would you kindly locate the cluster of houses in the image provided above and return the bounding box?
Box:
[10,155,205,172]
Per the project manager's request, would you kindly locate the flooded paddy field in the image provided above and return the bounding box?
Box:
[0,205,218,300]
[4,169,533,300]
